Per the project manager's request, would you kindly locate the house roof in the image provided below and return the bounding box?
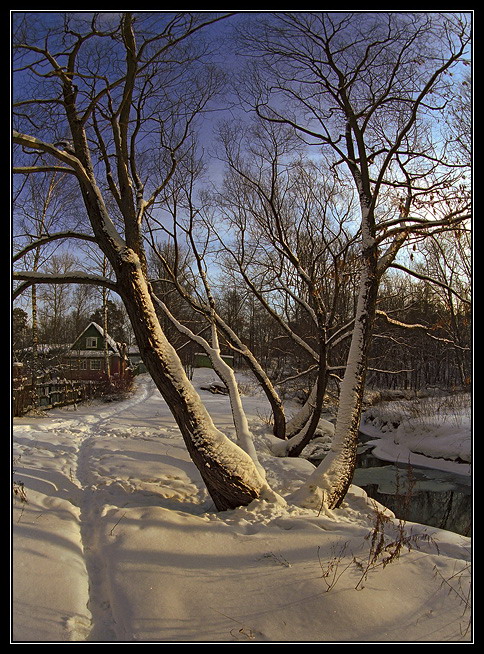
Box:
[69,322,120,353]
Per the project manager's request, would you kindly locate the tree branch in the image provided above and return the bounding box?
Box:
[12,131,91,184]
[13,231,98,263]
[376,309,469,349]
[13,166,78,176]
[12,270,118,300]
[388,263,470,306]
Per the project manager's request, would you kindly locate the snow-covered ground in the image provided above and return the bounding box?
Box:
[359,392,471,475]
[12,370,472,643]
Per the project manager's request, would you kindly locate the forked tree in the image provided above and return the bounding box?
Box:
[237,12,471,508]
[13,12,471,511]
[13,12,272,510]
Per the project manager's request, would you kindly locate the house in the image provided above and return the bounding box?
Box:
[62,322,129,381]
[125,345,147,374]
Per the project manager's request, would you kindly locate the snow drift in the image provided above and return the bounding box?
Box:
[12,372,472,643]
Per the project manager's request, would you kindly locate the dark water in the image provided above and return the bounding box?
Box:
[352,443,472,536]
[310,441,472,537]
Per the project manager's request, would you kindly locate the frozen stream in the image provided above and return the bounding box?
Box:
[352,442,471,536]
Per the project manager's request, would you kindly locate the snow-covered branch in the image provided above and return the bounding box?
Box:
[12,131,91,184]
[12,270,118,300]
[376,309,469,349]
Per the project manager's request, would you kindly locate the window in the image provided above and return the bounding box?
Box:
[80,360,87,370]
[70,360,79,370]
[90,360,102,370]
[86,337,98,348]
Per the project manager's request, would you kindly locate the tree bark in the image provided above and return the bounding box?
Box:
[114,252,269,510]
[289,237,379,509]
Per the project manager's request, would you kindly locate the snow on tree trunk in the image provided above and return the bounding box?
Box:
[286,357,328,457]
[115,251,271,511]
[214,319,287,440]
[285,383,318,439]
[289,235,379,510]
[271,367,328,458]
[153,295,268,480]
[206,328,267,480]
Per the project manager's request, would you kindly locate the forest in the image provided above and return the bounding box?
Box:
[12,12,471,513]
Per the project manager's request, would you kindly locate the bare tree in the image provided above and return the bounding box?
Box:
[415,231,471,385]
[12,12,471,514]
[13,170,85,383]
[145,159,288,443]
[237,12,471,509]
[12,12,272,511]
[212,121,361,457]
[368,269,470,391]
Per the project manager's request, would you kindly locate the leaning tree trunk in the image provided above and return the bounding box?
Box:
[152,294,267,478]
[289,237,379,510]
[63,136,270,511]
[115,253,270,511]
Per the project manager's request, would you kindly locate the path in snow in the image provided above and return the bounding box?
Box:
[13,375,196,641]
[75,377,153,640]
[13,374,472,643]
[69,375,209,640]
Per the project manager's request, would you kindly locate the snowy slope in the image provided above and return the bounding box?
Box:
[12,372,472,643]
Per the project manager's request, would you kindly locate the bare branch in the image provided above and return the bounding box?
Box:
[376,309,469,349]
[12,270,118,300]
[13,231,98,263]
[388,263,470,306]
[13,166,78,176]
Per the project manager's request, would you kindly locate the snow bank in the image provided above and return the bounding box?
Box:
[360,396,471,474]
[12,373,472,643]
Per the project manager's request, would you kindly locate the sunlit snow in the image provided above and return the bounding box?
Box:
[12,371,472,643]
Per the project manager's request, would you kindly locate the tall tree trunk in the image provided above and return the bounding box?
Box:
[102,285,111,381]
[114,253,270,510]
[289,238,379,509]
[52,95,270,511]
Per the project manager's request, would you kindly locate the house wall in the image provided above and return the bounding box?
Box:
[65,322,127,381]
[63,354,124,381]
[71,323,108,352]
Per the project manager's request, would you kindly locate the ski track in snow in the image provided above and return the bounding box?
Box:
[75,383,150,641]
[19,377,155,641]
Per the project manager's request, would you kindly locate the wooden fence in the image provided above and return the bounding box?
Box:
[12,377,107,417]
